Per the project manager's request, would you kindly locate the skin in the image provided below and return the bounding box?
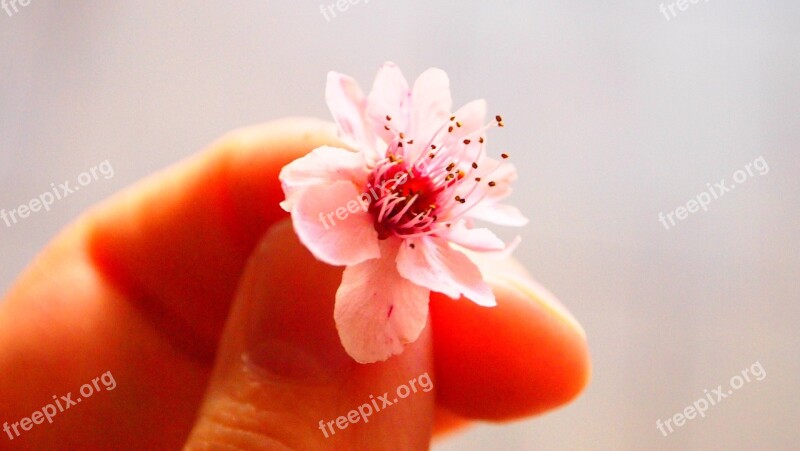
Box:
[0,118,590,450]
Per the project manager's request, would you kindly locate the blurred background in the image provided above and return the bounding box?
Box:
[1,1,798,449]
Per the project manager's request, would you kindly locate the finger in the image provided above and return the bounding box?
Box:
[0,118,339,449]
[86,117,340,361]
[185,221,435,450]
[432,406,472,438]
[431,257,591,421]
[84,114,589,421]
[0,116,586,450]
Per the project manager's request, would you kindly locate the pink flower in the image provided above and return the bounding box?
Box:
[279,62,527,363]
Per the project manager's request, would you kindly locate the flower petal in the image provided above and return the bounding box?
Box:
[472,157,517,201]
[466,203,529,227]
[279,145,368,211]
[397,237,496,307]
[451,99,487,138]
[325,71,377,154]
[452,235,522,261]
[409,67,452,155]
[291,180,380,266]
[335,239,430,363]
[464,157,528,226]
[366,62,411,144]
[440,220,506,252]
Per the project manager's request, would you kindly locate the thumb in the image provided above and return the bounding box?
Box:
[185,219,435,450]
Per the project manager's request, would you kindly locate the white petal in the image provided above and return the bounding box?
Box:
[452,235,522,260]
[440,220,506,252]
[466,203,529,227]
[451,99,487,137]
[291,181,380,266]
[335,240,430,363]
[366,62,411,144]
[279,146,368,211]
[396,237,495,307]
[465,157,528,226]
[410,67,452,156]
[325,71,377,154]
[472,157,517,201]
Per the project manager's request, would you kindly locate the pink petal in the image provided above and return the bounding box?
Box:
[335,239,430,363]
[326,72,382,161]
[279,146,368,211]
[451,99,487,138]
[366,62,411,144]
[466,203,529,227]
[397,237,496,307]
[472,157,517,199]
[440,220,506,252]
[291,180,380,266]
[453,235,522,260]
[410,67,452,150]
[464,157,528,226]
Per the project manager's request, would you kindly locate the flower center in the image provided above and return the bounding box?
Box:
[365,113,509,240]
[366,160,439,240]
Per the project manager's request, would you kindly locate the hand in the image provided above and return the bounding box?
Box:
[0,118,590,450]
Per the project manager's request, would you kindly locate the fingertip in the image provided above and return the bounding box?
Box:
[431,278,590,421]
[432,406,472,438]
[84,117,341,361]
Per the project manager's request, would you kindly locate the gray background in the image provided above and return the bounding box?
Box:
[1,1,798,450]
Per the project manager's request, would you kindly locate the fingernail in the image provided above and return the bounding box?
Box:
[470,253,586,338]
[239,220,351,384]
[499,274,586,339]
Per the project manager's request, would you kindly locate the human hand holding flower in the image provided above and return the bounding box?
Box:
[0,71,589,449]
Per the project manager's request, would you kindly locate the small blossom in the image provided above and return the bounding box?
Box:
[279,62,527,363]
